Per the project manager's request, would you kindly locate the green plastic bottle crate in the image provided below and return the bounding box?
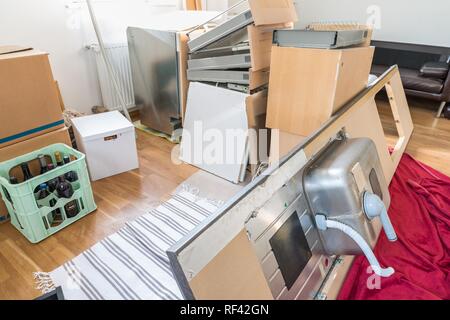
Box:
[0,143,97,243]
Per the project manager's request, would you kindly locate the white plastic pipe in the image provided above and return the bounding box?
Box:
[316,215,395,277]
[86,0,131,121]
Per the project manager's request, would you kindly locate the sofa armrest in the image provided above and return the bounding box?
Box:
[442,73,450,101]
[420,61,449,79]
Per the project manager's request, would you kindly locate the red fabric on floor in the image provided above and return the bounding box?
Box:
[338,154,450,300]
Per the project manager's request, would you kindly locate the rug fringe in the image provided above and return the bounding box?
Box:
[33,272,56,294]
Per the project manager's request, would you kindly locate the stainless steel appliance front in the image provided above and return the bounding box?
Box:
[127,27,181,135]
[245,170,333,300]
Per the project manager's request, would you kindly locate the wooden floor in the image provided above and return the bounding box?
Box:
[0,97,449,300]
[0,129,197,300]
[378,96,450,176]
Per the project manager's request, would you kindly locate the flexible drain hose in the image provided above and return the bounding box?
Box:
[316,215,395,277]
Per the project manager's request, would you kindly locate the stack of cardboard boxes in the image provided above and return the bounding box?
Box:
[180,0,299,182]
[0,46,71,222]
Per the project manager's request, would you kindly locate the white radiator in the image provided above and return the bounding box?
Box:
[90,43,135,111]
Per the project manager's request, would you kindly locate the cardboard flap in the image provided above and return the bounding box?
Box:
[249,68,270,90]
[266,46,374,136]
[249,0,298,26]
[0,46,33,55]
[248,22,293,72]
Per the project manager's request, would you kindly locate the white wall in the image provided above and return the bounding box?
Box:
[0,0,179,114]
[3,0,448,113]
[202,0,248,15]
[295,0,450,47]
[204,0,450,47]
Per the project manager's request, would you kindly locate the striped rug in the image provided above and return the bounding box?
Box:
[34,190,218,300]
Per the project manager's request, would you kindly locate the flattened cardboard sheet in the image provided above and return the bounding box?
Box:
[248,0,298,26]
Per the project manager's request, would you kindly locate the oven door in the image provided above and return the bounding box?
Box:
[245,182,333,300]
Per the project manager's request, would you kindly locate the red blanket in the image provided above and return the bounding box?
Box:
[338,154,450,300]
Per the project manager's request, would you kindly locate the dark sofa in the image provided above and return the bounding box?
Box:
[371,41,450,117]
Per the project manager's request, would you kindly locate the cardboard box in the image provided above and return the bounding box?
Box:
[178,33,189,123]
[0,127,71,221]
[269,129,306,164]
[246,90,268,128]
[248,0,298,26]
[266,46,375,137]
[0,46,65,148]
[248,23,293,72]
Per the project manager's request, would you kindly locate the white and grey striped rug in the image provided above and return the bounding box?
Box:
[34,190,218,300]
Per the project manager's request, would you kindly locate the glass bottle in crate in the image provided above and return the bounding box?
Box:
[55,152,64,167]
[56,176,80,218]
[48,189,62,227]
[38,155,48,174]
[36,183,50,228]
[20,162,33,181]
[37,183,62,229]
[56,176,74,199]
[36,183,50,203]
[46,164,58,193]
[65,200,80,218]
[63,155,78,182]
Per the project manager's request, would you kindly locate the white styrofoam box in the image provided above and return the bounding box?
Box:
[71,111,139,181]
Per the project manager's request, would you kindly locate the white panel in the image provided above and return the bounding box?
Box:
[180,82,249,183]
